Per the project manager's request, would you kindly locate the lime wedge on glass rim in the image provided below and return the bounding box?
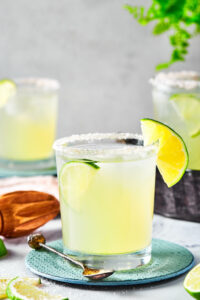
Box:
[0,277,41,299]
[141,118,189,187]
[184,263,200,299]
[0,79,16,108]
[170,94,200,138]
[59,160,100,210]
[6,277,68,300]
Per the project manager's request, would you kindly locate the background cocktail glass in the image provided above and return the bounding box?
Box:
[54,133,157,270]
[151,71,200,222]
[0,78,59,172]
[151,71,200,170]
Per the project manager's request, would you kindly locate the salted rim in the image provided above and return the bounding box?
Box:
[150,71,200,91]
[53,133,158,160]
[15,78,60,91]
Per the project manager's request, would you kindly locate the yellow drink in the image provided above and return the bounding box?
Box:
[60,159,156,255]
[0,78,58,161]
[54,133,157,270]
[151,71,200,170]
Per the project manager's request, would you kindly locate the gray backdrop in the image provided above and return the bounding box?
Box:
[0,0,199,137]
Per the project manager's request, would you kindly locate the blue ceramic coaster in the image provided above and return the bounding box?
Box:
[25,239,194,286]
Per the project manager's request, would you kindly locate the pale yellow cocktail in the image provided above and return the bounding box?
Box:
[0,78,59,161]
[54,133,157,270]
[151,71,200,170]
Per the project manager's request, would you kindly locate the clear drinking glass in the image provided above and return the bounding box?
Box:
[54,133,157,270]
[0,78,59,172]
[151,71,200,170]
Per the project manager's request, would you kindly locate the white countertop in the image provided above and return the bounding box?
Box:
[1,215,200,300]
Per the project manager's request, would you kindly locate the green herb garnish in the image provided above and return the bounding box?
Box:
[124,0,200,70]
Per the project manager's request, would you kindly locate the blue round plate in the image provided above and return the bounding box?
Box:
[25,239,194,286]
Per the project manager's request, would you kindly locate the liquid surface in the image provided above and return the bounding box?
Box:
[58,153,156,255]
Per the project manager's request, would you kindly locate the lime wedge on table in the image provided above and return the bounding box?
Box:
[184,263,200,299]
[170,94,200,138]
[6,277,68,300]
[0,238,7,258]
[59,160,99,210]
[0,79,16,108]
[141,118,189,187]
[0,277,40,299]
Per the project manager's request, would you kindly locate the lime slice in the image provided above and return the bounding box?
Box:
[0,79,16,109]
[141,118,189,187]
[0,277,40,299]
[0,238,7,258]
[59,160,99,210]
[6,277,68,300]
[170,94,200,138]
[184,263,200,299]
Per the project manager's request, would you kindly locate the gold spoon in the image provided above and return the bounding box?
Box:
[27,233,114,281]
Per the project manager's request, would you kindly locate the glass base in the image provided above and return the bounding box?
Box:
[0,156,57,177]
[64,244,152,271]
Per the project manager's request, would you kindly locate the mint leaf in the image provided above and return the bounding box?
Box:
[153,21,170,34]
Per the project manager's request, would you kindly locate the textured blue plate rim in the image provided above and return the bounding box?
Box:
[25,239,195,286]
[25,259,194,286]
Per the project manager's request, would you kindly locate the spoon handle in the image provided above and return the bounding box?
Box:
[39,243,84,269]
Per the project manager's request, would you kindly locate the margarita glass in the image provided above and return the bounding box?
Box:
[151,71,200,170]
[54,133,157,270]
[150,71,200,222]
[0,78,59,172]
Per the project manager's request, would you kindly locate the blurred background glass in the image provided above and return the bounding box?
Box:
[0,78,59,162]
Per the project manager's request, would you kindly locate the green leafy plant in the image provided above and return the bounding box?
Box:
[124,0,200,70]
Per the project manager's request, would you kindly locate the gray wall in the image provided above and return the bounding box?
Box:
[0,0,199,137]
